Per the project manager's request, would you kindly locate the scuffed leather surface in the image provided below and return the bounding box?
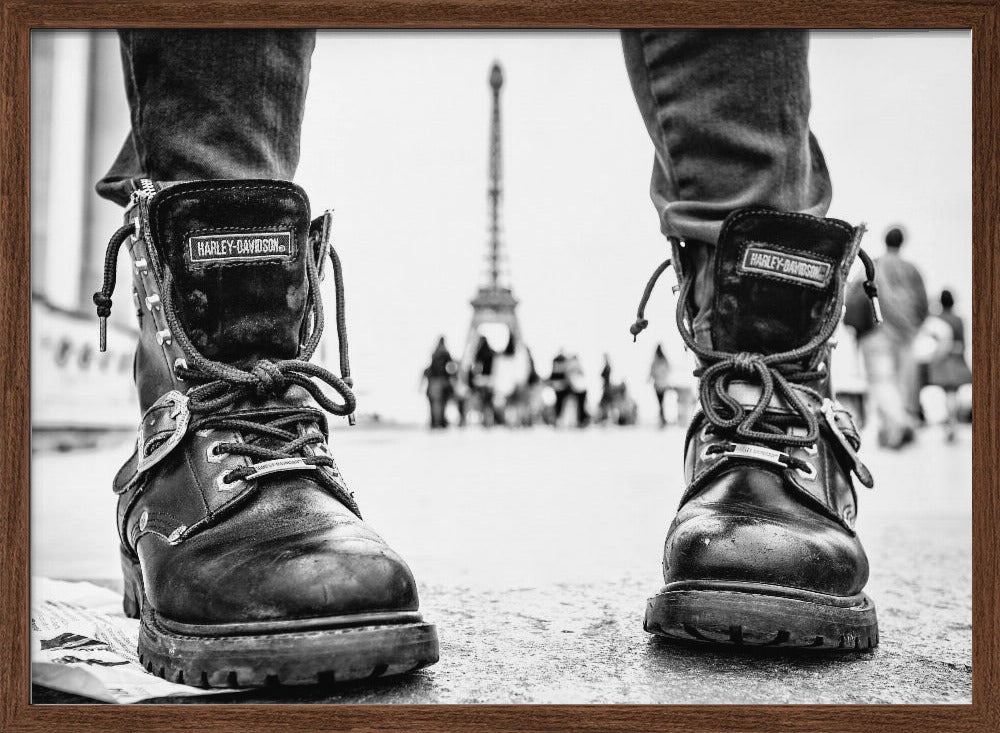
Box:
[117,404,422,623]
[664,492,868,596]
[669,411,869,595]
[130,477,418,623]
[683,408,861,530]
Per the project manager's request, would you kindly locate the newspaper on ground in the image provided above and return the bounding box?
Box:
[31,577,234,703]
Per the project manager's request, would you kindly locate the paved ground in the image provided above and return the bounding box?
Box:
[31,423,971,704]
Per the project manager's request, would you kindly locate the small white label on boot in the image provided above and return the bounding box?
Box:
[738,243,833,288]
[187,230,295,265]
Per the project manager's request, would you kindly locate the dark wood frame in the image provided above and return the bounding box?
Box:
[2,1,997,730]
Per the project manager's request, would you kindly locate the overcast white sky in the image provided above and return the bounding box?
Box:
[288,30,972,422]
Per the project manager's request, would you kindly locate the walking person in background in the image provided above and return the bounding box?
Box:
[422,336,457,429]
[565,354,590,427]
[649,344,671,428]
[548,349,569,424]
[549,350,589,427]
[596,353,614,424]
[472,335,499,426]
[856,226,929,448]
[926,289,972,442]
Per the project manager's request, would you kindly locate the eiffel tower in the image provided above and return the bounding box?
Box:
[462,61,524,369]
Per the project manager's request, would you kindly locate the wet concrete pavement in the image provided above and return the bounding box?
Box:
[31,424,971,704]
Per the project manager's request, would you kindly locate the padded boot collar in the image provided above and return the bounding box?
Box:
[710,208,858,354]
[147,180,312,362]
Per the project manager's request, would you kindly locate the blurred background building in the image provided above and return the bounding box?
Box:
[31,32,136,444]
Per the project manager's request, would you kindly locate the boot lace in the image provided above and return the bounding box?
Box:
[94,214,361,515]
[629,236,881,451]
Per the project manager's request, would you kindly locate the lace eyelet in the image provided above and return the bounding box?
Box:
[216,472,246,492]
[796,462,817,481]
[803,442,818,456]
[206,441,227,463]
[173,357,188,381]
[700,444,722,462]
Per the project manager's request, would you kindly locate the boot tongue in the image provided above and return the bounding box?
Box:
[710,208,857,354]
[148,180,311,363]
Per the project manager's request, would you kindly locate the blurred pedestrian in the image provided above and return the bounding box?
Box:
[926,289,972,442]
[648,343,693,428]
[596,354,614,424]
[422,336,456,429]
[472,335,498,426]
[856,226,928,448]
[550,351,589,427]
[649,344,671,427]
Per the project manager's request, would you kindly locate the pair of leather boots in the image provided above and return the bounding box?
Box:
[94,179,879,688]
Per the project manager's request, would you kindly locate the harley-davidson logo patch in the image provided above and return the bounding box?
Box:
[738,244,833,288]
[187,231,295,264]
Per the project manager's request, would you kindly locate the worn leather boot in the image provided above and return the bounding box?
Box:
[632,207,880,650]
[94,179,439,686]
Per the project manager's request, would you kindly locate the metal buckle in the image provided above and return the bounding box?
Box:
[821,398,874,488]
[137,391,190,474]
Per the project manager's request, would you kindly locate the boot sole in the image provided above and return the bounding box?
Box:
[644,584,878,651]
[122,554,439,688]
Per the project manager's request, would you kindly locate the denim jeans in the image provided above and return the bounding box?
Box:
[621,29,832,246]
[97,30,315,206]
[100,29,831,249]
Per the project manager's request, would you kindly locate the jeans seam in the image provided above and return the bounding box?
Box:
[124,31,149,181]
[637,30,680,218]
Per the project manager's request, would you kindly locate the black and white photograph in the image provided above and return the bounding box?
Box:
[29,29,971,705]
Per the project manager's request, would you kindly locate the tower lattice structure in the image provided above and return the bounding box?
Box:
[462,61,524,370]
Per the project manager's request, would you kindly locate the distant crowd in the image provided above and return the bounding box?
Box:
[421,333,695,431]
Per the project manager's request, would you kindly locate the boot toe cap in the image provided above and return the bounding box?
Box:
[141,520,420,624]
[664,500,869,597]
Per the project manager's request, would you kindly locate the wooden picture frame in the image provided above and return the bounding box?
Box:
[2,1,997,730]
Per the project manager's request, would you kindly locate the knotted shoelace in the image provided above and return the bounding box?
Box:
[94,214,361,515]
[629,238,880,451]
